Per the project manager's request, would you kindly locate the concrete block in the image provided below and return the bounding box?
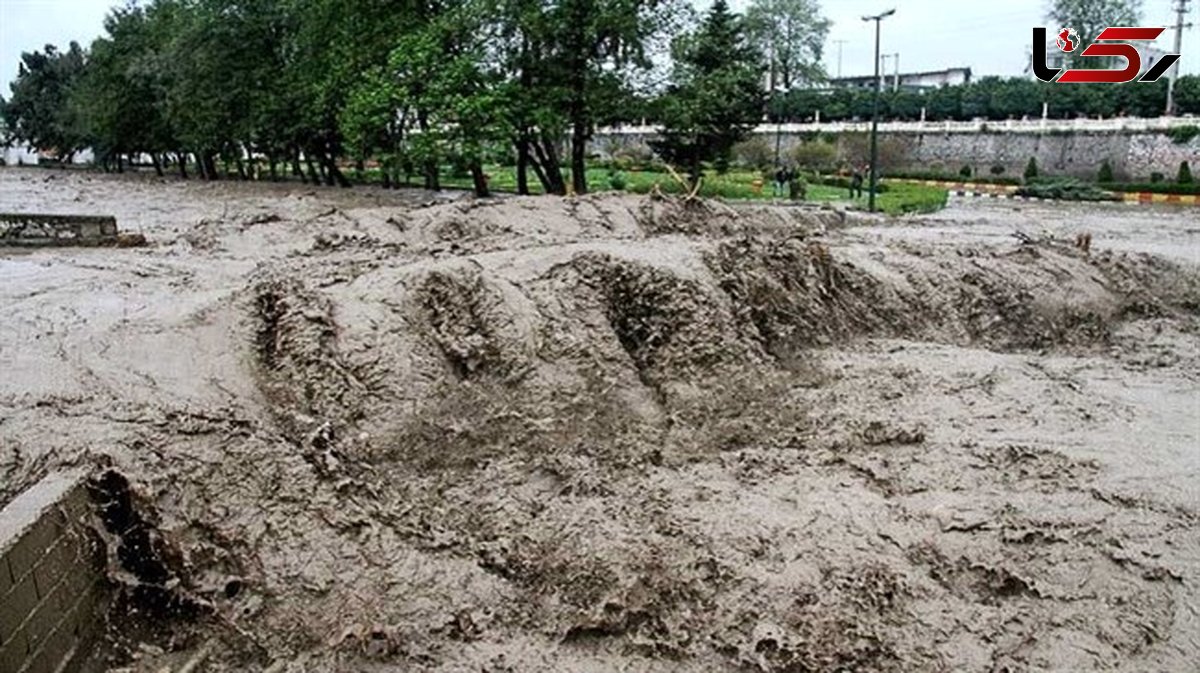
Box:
[0,469,106,673]
[0,633,28,673]
[0,556,13,601]
[6,514,62,591]
[0,572,37,648]
[31,535,81,602]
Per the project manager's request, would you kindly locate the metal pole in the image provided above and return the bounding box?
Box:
[893,53,900,91]
[834,39,847,78]
[1166,0,1191,116]
[873,19,883,209]
[862,9,894,213]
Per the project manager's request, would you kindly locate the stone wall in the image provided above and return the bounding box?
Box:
[593,128,1200,181]
[0,470,110,673]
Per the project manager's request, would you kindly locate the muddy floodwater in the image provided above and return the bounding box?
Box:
[1,169,1197,672]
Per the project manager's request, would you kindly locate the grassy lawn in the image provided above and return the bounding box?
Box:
[377,165,948,216]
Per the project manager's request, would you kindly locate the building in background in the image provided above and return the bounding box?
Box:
[827,66,972,92]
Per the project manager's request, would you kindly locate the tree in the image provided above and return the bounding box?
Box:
[743,0,830,91]
[1179,161,1193,185]
[3,42,88,158]
[1097,158,1113,182]
[1048,0,1142,68]
[1024,157,1039,181]
[538,0,682,194]
[653,0,764,183]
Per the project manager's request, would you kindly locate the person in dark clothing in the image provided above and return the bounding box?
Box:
[773,166,786,197]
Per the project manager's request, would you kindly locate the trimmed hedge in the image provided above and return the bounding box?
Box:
[887,169,1021,186]
[1098,182,1200,195]
[818,175,888,193]
[1016,179,1118,201]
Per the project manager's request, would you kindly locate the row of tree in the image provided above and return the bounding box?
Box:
[0,0,1186,194]
[767,75,1200,123]
[1,0,822,194]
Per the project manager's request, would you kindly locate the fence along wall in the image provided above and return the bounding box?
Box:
[593,119,1200,180]
[0,470,110,673]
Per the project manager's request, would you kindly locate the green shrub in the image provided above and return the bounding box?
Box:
[731,137,774,170]
[1178,161,1193,185]
[990,164,1005,175]
[1166,125,1199,145]
[1098,181,1200,195]
[1150,171,1165,183]
[959,165,973,178]
[819,175,888,193]
[1016,178,1117,201]
[1023,157,1039,181]
[608,170,627,191]
[1097,159,1114,183]
[789,140,838,173]
[886,168,1020,185]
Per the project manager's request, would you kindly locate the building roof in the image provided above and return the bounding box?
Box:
[830,66,973,84]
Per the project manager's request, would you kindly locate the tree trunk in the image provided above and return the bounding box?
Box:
[177,152,189,179]
[516,133,531,195]
[235,156,247,180]
[320,152,351,188]
[151,153,164,177]
[290,152,305,183]
[532,133,566,195]
[417,111,439,190]
[470,162,489,197]
[305,155,320,184]
[570,120,588,195]
[268,157,278,181]
[116,154,125,173]
[689,140,702,187]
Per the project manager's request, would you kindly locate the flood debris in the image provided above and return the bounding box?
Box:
[1,172,1197,672]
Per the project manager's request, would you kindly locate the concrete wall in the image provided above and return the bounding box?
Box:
[853,131,1198,180]
[594,121,1200,180]
[0,214,120,247]
[0,471,109,673]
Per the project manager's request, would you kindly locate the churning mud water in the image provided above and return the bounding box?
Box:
[1,169,1197,672]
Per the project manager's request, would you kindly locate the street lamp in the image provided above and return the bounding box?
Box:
[862,8,895,213]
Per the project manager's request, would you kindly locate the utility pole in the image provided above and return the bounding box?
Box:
[880,52,900,91]
[1166,0,1192,116]
[863,9,896,213]
[833,39,848,78]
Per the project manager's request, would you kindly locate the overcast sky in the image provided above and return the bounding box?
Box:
[2,0,1197,96]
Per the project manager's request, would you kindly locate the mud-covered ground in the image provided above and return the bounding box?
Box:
[1,169,1197,672]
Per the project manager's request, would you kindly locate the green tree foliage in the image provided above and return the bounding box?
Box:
[1048,0,1142,68]
[744,0,830,91]
[1179,161,1193,185]
[1024,157,1039,180]
[763,75,1200,123]
[1097,158,1114,182]
[652,0,764,183]
[2,42,88,158]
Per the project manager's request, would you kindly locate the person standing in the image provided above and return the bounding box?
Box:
[850,165,864,199]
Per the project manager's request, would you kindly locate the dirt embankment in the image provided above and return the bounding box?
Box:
[0,170,1197,672]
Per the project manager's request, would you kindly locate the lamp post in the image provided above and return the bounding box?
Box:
[862,8,895,213]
